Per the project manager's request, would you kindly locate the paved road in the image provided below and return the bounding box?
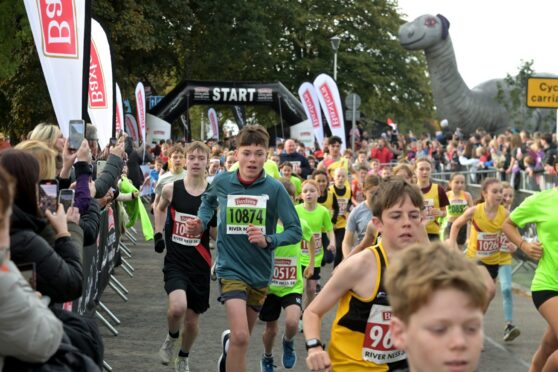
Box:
[101,232,545,371]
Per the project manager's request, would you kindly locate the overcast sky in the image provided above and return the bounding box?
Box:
[396,0,557,88]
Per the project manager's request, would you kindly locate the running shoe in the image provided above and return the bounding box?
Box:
[218,329,230,372]
[260,354,275,372]
[282,336,297,369]
[175,356,190,372]
[503,324,521,342]
[159,334,178,365]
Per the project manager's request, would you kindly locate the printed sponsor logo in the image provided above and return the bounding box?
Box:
[235,197,258,206]
[39,0,78,57]
[303,90,320,128]
[382,311,391,321]
[88,41,106,108]
[319,83,340,128]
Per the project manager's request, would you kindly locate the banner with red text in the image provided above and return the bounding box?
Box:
[208,108,219,140]
[87,19,112,149]
[24,0,90,138]
[115,83,124,136]
[313,74,346,152]
[125,114,139,144]
[135,82,146,145]
[298,82,323,149]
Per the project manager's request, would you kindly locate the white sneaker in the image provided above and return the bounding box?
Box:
[159,334,178,365]
[175,356,190,372]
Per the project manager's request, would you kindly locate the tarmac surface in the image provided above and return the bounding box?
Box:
[101,229,545,372]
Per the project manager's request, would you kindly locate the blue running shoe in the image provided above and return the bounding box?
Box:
[260,354,275,372]
[282,336,297,369]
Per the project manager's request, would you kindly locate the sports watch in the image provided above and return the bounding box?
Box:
[305,338,323,350]
[265,235,273,248]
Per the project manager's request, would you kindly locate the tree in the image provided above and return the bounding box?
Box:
[0,0,434,139]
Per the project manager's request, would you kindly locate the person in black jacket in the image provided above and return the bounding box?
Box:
[280,139,312,179]
[0,149,83,303]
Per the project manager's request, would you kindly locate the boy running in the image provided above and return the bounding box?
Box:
[259,178,315,372]
[153,141,216,371]
[303,177,428,371]
[186,125,302,372]
[386,242,487,372]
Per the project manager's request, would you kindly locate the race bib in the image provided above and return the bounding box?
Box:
[338,198,349,216]
[290,161,301,174]
[362,304,406,364]
[172,212,201,246]
[301,233,322,256]
[500,234,512,253]
[447,199,467,216]
[423,198,435,221]
[271,257,297,287]
[226,194,267,235]
[477,232,499,257]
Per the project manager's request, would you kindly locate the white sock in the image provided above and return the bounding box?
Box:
[225,339,230,353]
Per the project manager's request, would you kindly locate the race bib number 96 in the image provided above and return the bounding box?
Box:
[362,304,406,364]
[226,194,267,235]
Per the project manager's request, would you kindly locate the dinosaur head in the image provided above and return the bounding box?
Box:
[399,14,450,50]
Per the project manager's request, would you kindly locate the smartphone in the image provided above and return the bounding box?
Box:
[17,262,37,290]
[109,137,117,146]
[39,179,59,214]
[58,189,75,213]
[96,160,107,178]
[69,119,85,150]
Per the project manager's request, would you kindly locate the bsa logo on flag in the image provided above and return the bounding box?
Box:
[38,0,78,57]
[88,41,106,108]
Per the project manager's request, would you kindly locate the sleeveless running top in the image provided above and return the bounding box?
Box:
[328,243,407,371]
[467,203,506,265]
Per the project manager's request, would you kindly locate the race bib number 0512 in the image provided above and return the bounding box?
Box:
[226,194,267,235]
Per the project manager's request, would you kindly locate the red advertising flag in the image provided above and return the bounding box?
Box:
[313,74,346,151]
[298,82,324,149]
[24,0,90,137]
[87,19,113,148]
[125,114,139,143]
[135,82,146,145]
[115,83,124,136]
[208,108,219,141]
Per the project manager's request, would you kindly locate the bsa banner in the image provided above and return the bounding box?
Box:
[125,113,139,144]
[87,19,113,149]
[313,74,346,152]
[232,105,246,128]
[135,82,146,146]
[115,83,124,136]
[208,108,219,140]
[298,82,324,149]
[23,0,91,138]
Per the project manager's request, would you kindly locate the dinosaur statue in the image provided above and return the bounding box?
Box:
[399,13,554,134]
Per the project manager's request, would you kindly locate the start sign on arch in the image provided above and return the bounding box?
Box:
[527,77,558,108]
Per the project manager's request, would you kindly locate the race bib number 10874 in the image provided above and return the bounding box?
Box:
[226,194,268,235]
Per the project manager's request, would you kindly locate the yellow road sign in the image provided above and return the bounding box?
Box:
[527,77,558,108]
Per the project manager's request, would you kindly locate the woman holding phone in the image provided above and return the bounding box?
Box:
[0,149,83,303]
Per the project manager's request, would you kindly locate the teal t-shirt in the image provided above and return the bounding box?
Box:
[510,188,558,292]
[295,203,333,267]
[269,219,312,296]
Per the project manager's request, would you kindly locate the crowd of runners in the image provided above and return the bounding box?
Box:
[144,123,558,372]
[1,121,558,372]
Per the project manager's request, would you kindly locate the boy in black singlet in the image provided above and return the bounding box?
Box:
[153,141,216,372]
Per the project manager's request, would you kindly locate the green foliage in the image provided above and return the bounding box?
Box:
[0,0,434,139]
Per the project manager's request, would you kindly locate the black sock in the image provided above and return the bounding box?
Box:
[169,330,179,338]
[178,349,189,358]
